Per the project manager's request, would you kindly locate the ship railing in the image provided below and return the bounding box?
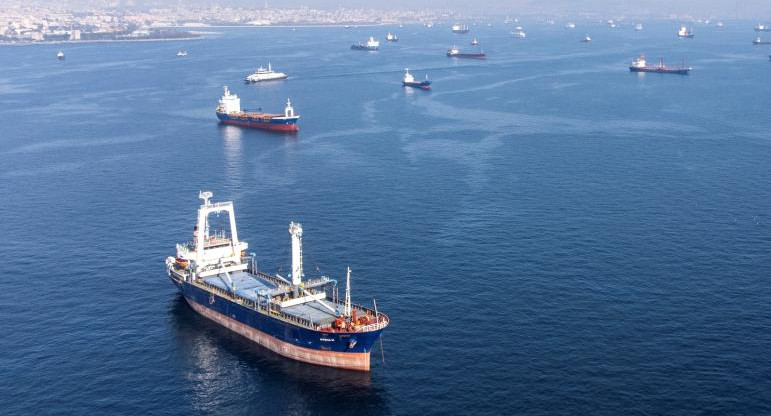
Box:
[196,280,323,331]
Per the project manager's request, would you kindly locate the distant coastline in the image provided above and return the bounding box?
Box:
[0,34,212,47]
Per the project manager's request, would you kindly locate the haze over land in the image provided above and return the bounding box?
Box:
[4,0,771,18]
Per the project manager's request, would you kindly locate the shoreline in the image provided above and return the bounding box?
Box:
[0,35,209,47]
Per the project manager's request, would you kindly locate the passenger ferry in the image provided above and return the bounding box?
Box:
[451,24,470,34]
[244,63,288,83]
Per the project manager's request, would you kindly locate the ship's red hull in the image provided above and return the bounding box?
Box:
[221,119,299,132]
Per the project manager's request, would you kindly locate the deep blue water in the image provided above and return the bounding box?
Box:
[2,20,771,415]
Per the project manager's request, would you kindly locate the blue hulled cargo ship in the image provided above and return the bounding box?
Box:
[402,68,431,90]
[166,192,389,371]
[629,55,691,75]
[216,86,300,132]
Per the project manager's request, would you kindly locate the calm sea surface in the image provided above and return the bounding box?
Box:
[2,20,771,415]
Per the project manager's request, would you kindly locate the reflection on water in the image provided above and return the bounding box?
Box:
[220,125,244,189]
[168,295,389,415]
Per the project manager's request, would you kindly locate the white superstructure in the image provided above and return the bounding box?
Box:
[678,26,693,37]
[217,86,241,114]
[168,191,249,280]
[366,37,380,48]
[631,55,647,69]
[403,68,414,83]
[245,63,288,83]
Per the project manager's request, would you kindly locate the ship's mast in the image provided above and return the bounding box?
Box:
[289,222,303,286]
[345,267,352,317]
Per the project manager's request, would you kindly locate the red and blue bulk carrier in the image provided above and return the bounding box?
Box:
[166,192,389,371]
[216,86,300,132]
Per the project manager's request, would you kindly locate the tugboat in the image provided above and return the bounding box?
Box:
[753,36,771,45]
[56,51,65,60]
[215,86,300,132]
[166,192,389,371]
[176,50,188,57]
[629,55,691,75]
[386,32,398,42]
[446,46,486,59]
[754,24,770,32]
[351,37,380,51]
[677,26,694,38]
[244,63,288,83]
[402,68,431,90]
[471,37,479,46]
[451,24,470,34]
[581,35,592,43]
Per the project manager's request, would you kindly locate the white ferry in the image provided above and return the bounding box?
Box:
[244,63,288,83]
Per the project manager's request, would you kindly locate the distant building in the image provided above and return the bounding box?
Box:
[70,29,81,40]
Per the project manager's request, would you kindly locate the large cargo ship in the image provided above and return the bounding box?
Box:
[215,86,299,132]
[402,68,431,90]
[629,55,691,75]
[166,192,389,371]
[677,26,694,38]
[446,46,486,59]
[351,37,379,50]
[753,36,771,45]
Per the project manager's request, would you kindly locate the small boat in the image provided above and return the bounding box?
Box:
[351,37,379,51]
[471,37,479,46]
[56,51,65,60]
[634,23,644,31]
[176,50,187,57]
[629,55,691,75]
[244,63,288,83]
[716,22,724,28]
[451,24,469,34]
[386,32,398,42]
[677,26,694,38]
[402,68,431,90]
[753,36,771,45]
[754,24,770,32]
[512,30,526,38]
[565,22,576,29]
[446,46,486,59]
[607,20,616,28]
[581,35,591,43]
